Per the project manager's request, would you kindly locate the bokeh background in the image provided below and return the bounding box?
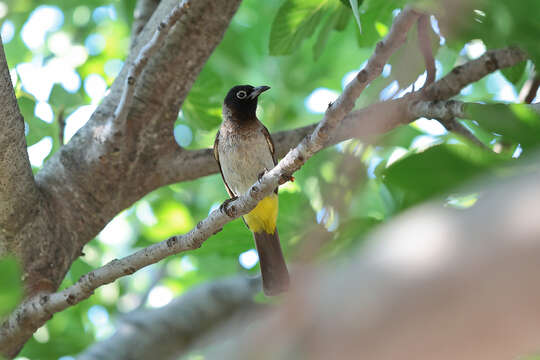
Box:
[0,0,539,358]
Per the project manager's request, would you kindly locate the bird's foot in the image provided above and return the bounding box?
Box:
[279,173,295,185]
[219,196,238,217]
[258,168,269,182]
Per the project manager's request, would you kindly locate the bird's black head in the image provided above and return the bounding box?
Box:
[223,85,270,123]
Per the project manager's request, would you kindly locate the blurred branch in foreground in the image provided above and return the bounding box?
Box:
[77,276,261,360]
[202,157,540,360]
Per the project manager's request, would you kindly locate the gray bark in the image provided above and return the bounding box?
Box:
[0,38,40,251]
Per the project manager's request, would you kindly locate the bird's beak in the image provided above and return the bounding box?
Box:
[249,85,271,99]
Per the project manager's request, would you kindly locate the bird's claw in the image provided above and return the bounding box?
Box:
[279,174,295,185]
[258,168,269,182]
[219,196,238,217]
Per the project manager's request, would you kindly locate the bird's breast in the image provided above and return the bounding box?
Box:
[218,128,274,195]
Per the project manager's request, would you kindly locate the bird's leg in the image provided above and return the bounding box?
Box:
[219,196,239,217]
[279,173,295,185]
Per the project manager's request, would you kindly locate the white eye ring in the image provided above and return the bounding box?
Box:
[236,90,247,99]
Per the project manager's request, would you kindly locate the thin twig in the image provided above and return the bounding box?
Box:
[442,117,486,148]
[520,75,540,104]
[417,14,436,87]
[57,108,65,145]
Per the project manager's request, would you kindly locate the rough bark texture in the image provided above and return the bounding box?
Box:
[130,0,161,48]
[202,164,540,360]
[0,39,40,251]
[0,37,48,294]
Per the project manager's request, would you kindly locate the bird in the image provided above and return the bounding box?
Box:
[213,84,289,296]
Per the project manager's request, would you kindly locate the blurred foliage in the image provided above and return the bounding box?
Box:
[0,0,539,358]
[0,256,23,318]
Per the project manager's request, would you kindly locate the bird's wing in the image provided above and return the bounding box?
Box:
[260,125,279,194]
[213,131,236,198]
[261,125,277,166]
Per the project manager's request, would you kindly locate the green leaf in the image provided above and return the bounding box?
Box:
[49,84,84,112]
[349,0,362,33]
[313,4,342,60]
[454,1,540,67]
[383,143,501,206]
[333,6,351,31]
[356,0,407,47]
[269,0,332,56]
[182,67,224,131]
[67,259,94,285]
[376,124,425,148]
[18,95,39,145]
[0,256,23,317]
[465,103,540,149]
[500,61,527,86]
[459,119,498,147]
[338,0,362,9]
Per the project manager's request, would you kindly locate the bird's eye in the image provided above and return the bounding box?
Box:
[236,90,247,99]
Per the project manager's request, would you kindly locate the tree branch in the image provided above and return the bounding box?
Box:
[0,7,420,353]
[31,0,241,299]
[409,100,540,121]
[114,0,191,124]
[417,14,436,87]
[0,38,40,239]
[520,75,540,104]
[130,0,161,49]
[421,47,527,100]
[77,276,261,360]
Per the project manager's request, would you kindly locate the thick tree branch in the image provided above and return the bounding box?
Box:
[0,7,420,353]
[0,38,40,239]
[202,162,540,360]
[77,276,261,360]
[409,100,540,121]
[115,0,191,124]
[130,0,161,49]
[30,0,241,297]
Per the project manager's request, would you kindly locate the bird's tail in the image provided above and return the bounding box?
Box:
[253,229,289,296]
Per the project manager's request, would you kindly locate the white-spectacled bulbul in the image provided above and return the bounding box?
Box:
[214,85,289,296]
